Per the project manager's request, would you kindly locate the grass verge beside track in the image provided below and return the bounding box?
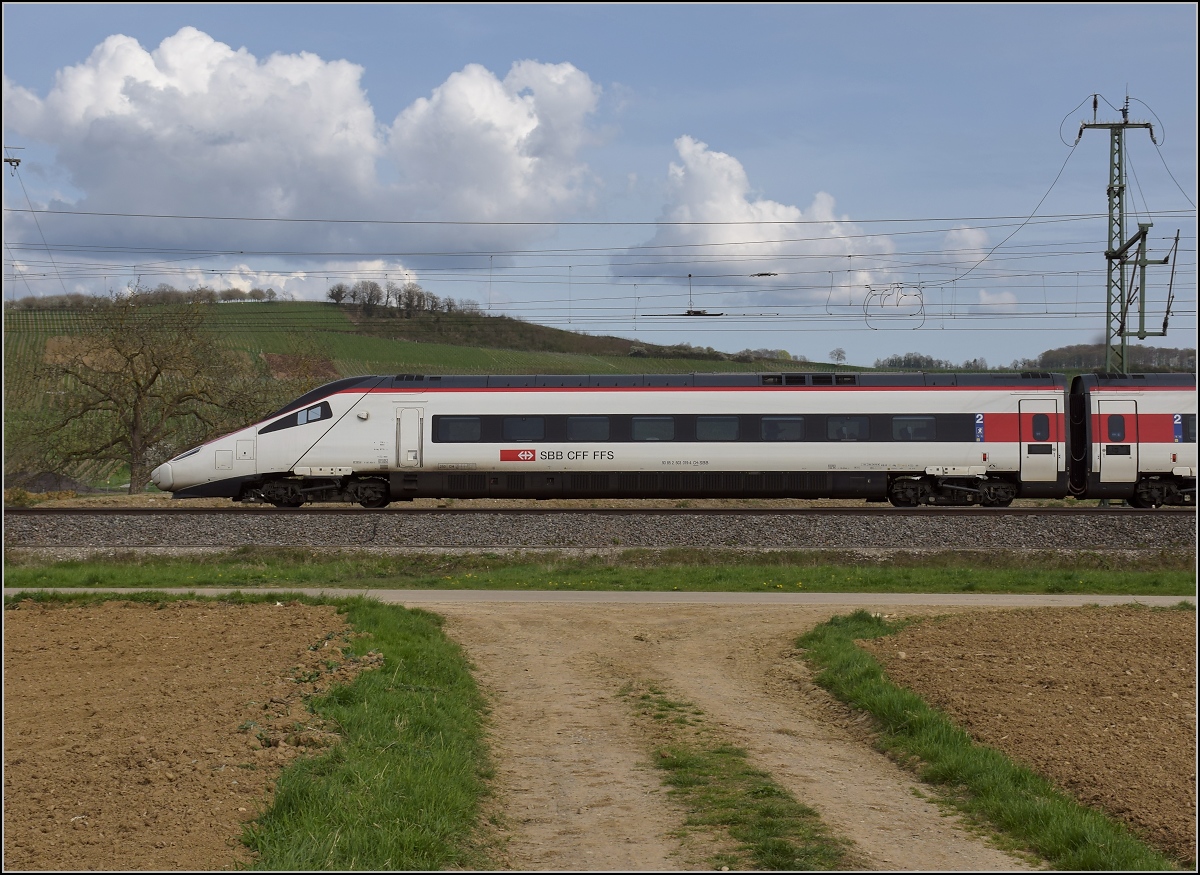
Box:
[796,610,1184,871]
[3,547,1195,595]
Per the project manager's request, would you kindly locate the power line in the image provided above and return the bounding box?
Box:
[5,205,1194,227]
[3,147,69,297]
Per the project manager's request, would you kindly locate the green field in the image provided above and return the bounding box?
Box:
[3,301,815,379]
[3,547,1194,595]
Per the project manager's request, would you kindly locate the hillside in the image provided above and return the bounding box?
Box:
[2,300,812,379]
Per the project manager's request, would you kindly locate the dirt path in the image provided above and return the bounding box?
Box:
[3,597,1195,871]
[438,602,1037,871]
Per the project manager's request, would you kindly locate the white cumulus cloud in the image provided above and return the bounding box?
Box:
[624,136,893,310]
[386,60,600,225]
[2,29,604,298]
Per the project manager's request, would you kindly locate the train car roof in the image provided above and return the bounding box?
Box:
[380,372,1070,389]
[268,375,386,417]
[1072,372,1197,392]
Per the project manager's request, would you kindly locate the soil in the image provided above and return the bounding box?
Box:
[858,606,1197,865]
[2,600,380,872]
[3,599,1195,871]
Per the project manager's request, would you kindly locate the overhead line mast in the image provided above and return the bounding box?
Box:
[1075,95,1177,373]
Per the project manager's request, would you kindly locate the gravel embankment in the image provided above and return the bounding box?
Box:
[4,509,1194,553]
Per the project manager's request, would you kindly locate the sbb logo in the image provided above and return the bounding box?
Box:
[500,449,536,462]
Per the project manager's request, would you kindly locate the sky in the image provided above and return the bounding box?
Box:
[3,3,1196,369]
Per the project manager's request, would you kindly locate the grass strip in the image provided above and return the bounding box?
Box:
[620,680,857,870]
[795,610,1179,871]
[4,589,493,871]
[242,594,491,871]
[4,546,1195,594]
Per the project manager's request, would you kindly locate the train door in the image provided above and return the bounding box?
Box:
[1097,400,1138,483]
[1019,399,1059,482]
[397,407,423,468]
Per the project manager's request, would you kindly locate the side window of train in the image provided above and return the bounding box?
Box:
[892,416,936,441]
[436,416,481,442]
[1107,414,1125,442]
[827,415,869,441]
[1184,414,1197,444]
[1032,413,1050,442]
[696,416,739,441]
[762,416,804,441]
[503,416,545,442]
[632,416,674,441]
[567,416,610,441]
[259,401,333,435]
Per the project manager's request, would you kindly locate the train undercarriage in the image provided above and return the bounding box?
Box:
[1128,475,1195,508]
[886,474,1018,508]
[238,475,392,508]
[233,469,1192,510]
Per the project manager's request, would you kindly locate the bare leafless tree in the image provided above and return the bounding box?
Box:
[33,288,269,492]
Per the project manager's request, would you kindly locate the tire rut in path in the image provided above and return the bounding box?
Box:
[433,602,1035,871]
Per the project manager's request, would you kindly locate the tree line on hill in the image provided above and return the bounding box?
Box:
[1011,344,1195,372]
[5,284,281,308]
[325,279,479,318]
[874,346,1196,373]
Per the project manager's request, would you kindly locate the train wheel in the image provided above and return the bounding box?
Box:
[887,477,926,507]
[1129,480,1164,509]
[351,478,390,509]
[980,480,1017,508]
[261,479,305,508]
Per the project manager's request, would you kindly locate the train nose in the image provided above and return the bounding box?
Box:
[150,462,173,491]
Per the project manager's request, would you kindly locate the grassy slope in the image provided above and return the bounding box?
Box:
[3,302,812,379]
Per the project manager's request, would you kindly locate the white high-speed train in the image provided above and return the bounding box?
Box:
[150,371,1197,508]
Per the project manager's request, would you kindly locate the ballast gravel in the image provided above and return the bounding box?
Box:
[4,508,1194,553]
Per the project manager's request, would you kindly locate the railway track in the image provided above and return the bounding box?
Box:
[5,505,1195,552]
[5,505,1194,515]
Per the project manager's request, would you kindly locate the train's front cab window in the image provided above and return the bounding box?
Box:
[297,405,324,425]
[259,401,333,435]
